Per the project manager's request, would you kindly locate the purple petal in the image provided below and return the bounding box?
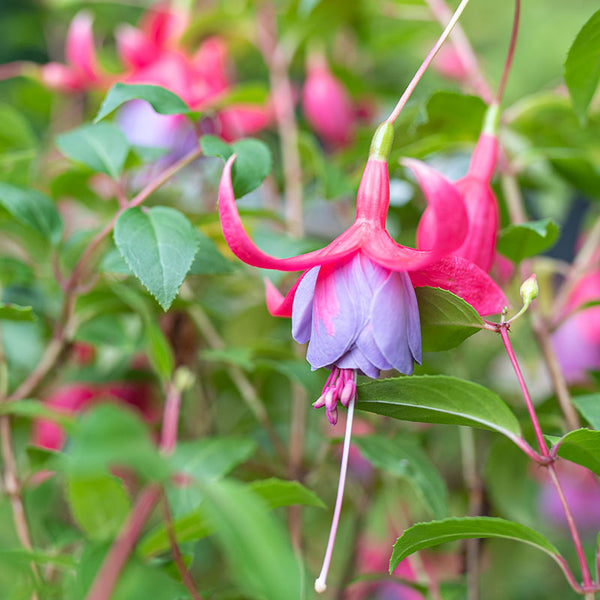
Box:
[356,324,394,371]
[371,271,418,374]
[336,346,380,378]
[306,257,366,369]
[292,267,320,343]
[400,271,422,364]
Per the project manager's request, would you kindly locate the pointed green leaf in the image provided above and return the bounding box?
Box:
[95,83,190,122]
[416,287,484,351]
[356,375,522,444]
[554,428,600,476]
[202,135,272,197]
[390,517,560,573]
[497,218,559,263]
[0,183,63,244]
[249,478,325,510]
[56,122,130,179]
[564,9,600,123]
[572,394,600,429]
[114,206,200,310]
[353,435,448,518]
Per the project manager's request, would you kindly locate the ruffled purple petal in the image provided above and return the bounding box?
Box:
[335,346,379,379]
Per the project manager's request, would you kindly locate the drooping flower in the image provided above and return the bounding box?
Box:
[302,54,356,147]
[219,121,506,421]
[415,106,500,273]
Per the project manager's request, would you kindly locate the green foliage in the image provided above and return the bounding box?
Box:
[416,287,484,351]
[95,83,190,122]
[572,394,600,429]
[390,517,560,572]
[554,428,600,476]
[565,9,600,124]
[353,434,448,518]
[55,122,131,179]
[356,375,522,441]
[496,218,560,262]
[114,206,200,310]
[0,303,36,322]
[201,135,272,197]
[0,183,62,244]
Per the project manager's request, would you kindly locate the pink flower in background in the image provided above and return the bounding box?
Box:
[302,54,356,147]
[40,2,273,145]
[552,269,600,382]
[32,381,158,451]
[219,122,506,423]
[41,11,110,92]
[433,45,468,82]
[415,130,500,273]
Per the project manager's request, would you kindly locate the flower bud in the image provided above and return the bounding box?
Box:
[302,55,355,147]
[520,274,539,306]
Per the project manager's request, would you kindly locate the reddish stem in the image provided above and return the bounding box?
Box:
[160,383,181,455]
[499,325,549,458]
[495,0,521,104]
[85,484,162,600]
[548,465,593,589]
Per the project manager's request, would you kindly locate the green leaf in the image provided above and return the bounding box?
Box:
[140,477,320,557]
[145,320,174,381]
[0,183,63,244]
[572,394,600,429]
[67,403,169,481]
[66,473,131,540]
[564,9,600,123]
[55,122,130,179]
[201,479,302,600]
[554,428,600,476]
[497,218,559,262]
[202,135,272,197]
[353,435,448,519]
[390,517,560,572]
[114,206,200,310]
[0,103,37,185]
[0,304,36,322]
[189,231,233,274]
[416,287,484,351]
[249,478,325,510]
[356,375,522,444]
[95,83,190,122]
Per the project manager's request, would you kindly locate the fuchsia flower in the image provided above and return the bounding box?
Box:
[416,108,500,273]
[40,2,272,144]
[302,54,356,147]
[219,122,506,423]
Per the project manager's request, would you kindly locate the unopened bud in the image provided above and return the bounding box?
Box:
[174,367,195,392]
[339,380,356,408]
[520,274,539,306]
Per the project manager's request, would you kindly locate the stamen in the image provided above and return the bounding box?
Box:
[314,377,357,593]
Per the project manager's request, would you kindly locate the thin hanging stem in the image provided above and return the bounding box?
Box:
[495,0,521,104]
[499,326,549,458]
[386,0,473,125]
[314,389,356,593]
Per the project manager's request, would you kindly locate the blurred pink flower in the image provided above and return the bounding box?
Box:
[32,381,158,451]
[552,269,600,382]
[302,55,356,147]
[433,46,468,82]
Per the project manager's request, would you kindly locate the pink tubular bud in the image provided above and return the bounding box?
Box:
[116,24,159,69]
[65,11,101,83]
[302,56,355,147]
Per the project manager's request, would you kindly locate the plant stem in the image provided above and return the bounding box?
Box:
[499,326,550,458]
[161,492,203,600]
[500,173,580,430]
[85,483,162,600]
[548,465,593,589]
[495,0,520,104]
[386,0,473,125]
[424,0,494,103]
[160,382,181,455]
